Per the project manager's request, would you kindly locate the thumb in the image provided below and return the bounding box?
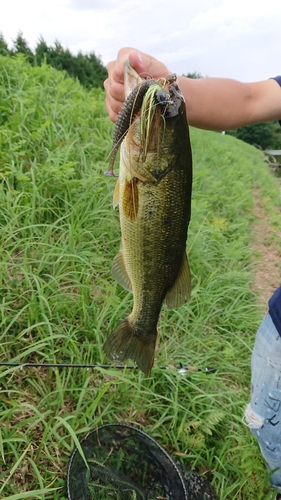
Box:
[128,50,170,79]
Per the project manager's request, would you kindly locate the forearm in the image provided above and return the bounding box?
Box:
[105,48,281,130]
[177,76,281,131]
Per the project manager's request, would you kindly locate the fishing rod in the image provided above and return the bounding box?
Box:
[0,362,216,373]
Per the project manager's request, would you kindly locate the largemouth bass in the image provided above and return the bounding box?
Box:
[103,61,192,376]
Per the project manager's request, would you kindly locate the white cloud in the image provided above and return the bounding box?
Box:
[0,0,280,81]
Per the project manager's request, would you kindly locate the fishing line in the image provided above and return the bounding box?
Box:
[0,361,216,373]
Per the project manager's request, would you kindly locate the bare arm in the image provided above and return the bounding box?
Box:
[104,48,281,131]
[177,75,281,131]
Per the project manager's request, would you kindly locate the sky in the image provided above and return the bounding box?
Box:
[1,0,280,82]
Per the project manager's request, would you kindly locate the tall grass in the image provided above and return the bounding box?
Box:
[0,54,280,499]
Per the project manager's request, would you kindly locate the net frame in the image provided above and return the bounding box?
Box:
[67,423,217,500]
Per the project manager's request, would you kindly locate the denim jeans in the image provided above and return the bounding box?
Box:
[244,313,281,491]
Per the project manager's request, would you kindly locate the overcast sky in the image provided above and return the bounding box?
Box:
[1,0,280,82]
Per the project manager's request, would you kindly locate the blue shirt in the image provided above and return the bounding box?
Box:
[268,76,281,333]
[272,75,281,86]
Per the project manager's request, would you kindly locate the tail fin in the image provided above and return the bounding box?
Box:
[103,318,157,376]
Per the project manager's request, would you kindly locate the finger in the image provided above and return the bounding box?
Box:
[109,47,135,84]
[104,78,124,110]
[127,50,145,76]
[105,95,118,123]
[104,77,124,122]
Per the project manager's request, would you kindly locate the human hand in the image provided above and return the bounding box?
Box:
[104,48,170,122]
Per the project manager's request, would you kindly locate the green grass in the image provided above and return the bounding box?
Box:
[1,54,281,499]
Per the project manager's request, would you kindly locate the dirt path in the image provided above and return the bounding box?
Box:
[250,187,281,310]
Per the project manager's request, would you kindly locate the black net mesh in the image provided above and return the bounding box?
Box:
[67,423,218,500]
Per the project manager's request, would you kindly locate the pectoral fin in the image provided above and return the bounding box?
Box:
[112,250,132,292]
[122,178,139,221]
[165,253,191,309]
[113,177,120,208]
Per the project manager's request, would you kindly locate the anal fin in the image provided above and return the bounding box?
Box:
[165,252,191,309]
[112,250,132,292]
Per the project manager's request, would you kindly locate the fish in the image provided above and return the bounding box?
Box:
[103,61,192,376]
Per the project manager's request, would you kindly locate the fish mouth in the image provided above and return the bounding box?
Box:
[124,60,185,124]
[125,61,184,119]
[154,81,185,119]
[138,75,185,159]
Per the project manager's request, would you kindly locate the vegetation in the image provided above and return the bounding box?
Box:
[183,71,204,79]
[0,54,281,499]
[0,31,107,88]
[226,121,281,150]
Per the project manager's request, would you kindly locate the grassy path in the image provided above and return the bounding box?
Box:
[250,185,281,309]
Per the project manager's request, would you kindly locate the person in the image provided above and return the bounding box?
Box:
[104,48,281,129]
[104,47,281,497]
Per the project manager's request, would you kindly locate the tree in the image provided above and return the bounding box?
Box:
[226,122,281,150]
[34,37,107,88]
[2,31,107,89]
[183,71,203,79]
[0,32,10,56]
[75,51,107,88]
[34,35,50,66]
[12,31,34,64]
[47,41,75,74]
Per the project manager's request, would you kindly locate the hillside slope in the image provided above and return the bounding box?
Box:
[0,55,281,499]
